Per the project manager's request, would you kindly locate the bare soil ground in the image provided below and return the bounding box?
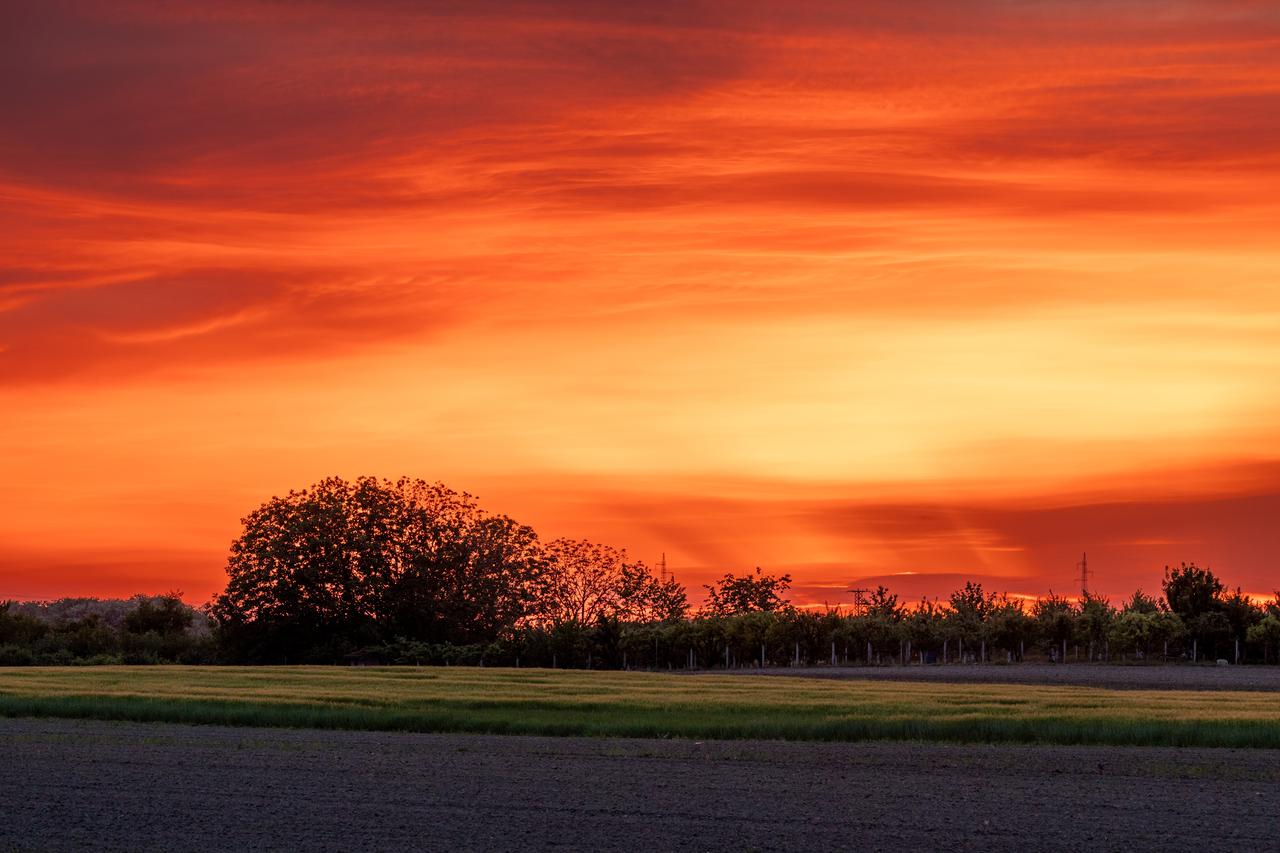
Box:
[733,662,1280,692]
[3,718,1277,852]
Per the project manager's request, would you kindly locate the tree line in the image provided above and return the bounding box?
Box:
[3,476,1279,667]
[0,595,214,666]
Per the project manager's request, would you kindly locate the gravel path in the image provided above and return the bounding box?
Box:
[725,662,1280,692]
[3,718,1278,852]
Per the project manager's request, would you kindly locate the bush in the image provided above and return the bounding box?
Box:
[0,644,36,666]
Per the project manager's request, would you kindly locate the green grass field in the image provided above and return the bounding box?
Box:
[2,666,1278,748]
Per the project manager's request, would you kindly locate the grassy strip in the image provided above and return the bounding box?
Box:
[2,667,1280,747]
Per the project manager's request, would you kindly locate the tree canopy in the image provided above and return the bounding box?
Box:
[209,476,689,662]
[702,568,792,617]
[211,477,547,661]
[1162,563,1224,622]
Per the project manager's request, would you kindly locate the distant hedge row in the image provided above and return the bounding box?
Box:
[6,567,1279,668]
[0,595,215,666]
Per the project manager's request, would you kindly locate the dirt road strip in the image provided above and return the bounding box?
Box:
[2,718,1276,852]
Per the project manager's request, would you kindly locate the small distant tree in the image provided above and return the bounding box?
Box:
[648,575,691,623]
[906,598,945,661]
[1246,616,1280,664]
[1162,563,1224,622]
[1221,587,1262,660]
[702,567,791,617]
[1075,591,1115,661]
[1149,610,1186,659]
[989,596,1034,662]
[947,582,995,661]
[949,582,994,620]
[1161,563,1237,661]
[1108,611,1154,660]
[1122,590,1161,615]
[541,539,630,627]
[865,586,904,620]
[862,586,907,662]
[1189,611,1232,661]
[723,610,775,666]
[55,615,118,659]
[123,593,194,636]
[1032,592,1075,661]
[0,602,48,646]
[618,562,688,623]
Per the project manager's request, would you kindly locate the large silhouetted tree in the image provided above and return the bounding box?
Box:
[211,477,546,661]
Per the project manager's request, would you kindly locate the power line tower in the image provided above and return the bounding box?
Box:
[1077,552,1091,598]
[848,587,869,615]
[658,552,668,582]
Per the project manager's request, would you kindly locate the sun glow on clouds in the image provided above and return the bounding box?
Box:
[2,0,1280,602]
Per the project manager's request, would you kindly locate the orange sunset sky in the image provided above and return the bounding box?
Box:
[2,1,1279,607]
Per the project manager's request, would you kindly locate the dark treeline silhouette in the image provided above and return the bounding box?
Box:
[208,477,687,664]
[0,595,214,665]
[4,477,1280,667]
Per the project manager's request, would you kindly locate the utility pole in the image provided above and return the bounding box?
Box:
[848,587,869,616]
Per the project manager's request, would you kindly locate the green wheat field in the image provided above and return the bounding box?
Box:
[2,667,1278,748]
